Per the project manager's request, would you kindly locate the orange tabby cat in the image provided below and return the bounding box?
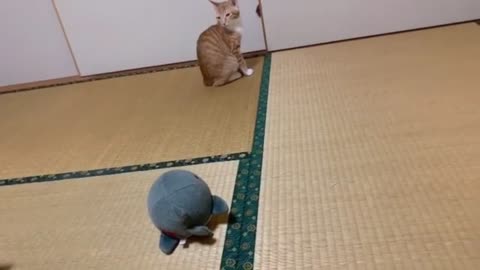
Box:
[197,0,254,87]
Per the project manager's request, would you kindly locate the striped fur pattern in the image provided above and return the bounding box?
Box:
[197,0,253,87]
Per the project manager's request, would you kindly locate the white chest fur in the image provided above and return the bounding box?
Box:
[227,18,243,34]
[234,26,243,34]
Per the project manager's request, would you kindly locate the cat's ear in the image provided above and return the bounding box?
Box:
[230,0,238,6]
[209,0,221,14]
[208,0,220,6]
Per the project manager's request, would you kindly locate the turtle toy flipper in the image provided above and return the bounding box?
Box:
[212,195,229,215]
[187,225,213,237]
[159,233,180,255]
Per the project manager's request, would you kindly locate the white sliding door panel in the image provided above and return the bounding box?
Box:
[240,0,266,54]
[54,0,265,76]
[0,0,78,87]
[262,0,480,50]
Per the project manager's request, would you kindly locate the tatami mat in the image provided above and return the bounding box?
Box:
[0,58,263,179]
[0,162,238,270]
[256,24,480,269]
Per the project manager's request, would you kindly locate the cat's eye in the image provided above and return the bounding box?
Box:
[216,16,220,19]
[226,13,231,17]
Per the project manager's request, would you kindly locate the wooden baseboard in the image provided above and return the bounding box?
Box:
[0,76,81,94]
[0,50,267,95]
[83,50,266,80]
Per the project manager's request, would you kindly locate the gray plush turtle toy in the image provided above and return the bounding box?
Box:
[147,169,229,255]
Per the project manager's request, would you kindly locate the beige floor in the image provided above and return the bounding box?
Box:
[0,58,263,179]
[0,161,238,270]
[255,24,480,269]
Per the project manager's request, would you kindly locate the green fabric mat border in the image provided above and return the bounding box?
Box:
[0,152,248,187]
[220,54,271,270]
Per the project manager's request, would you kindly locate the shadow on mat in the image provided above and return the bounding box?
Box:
[0,263,13,270]
[247,56,262,67]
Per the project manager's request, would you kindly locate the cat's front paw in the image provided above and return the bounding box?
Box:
[244,68,254,76]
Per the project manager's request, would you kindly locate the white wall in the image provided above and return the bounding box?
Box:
[262,0,480,50]
[55,0,266,76]
[0,0,78,87]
